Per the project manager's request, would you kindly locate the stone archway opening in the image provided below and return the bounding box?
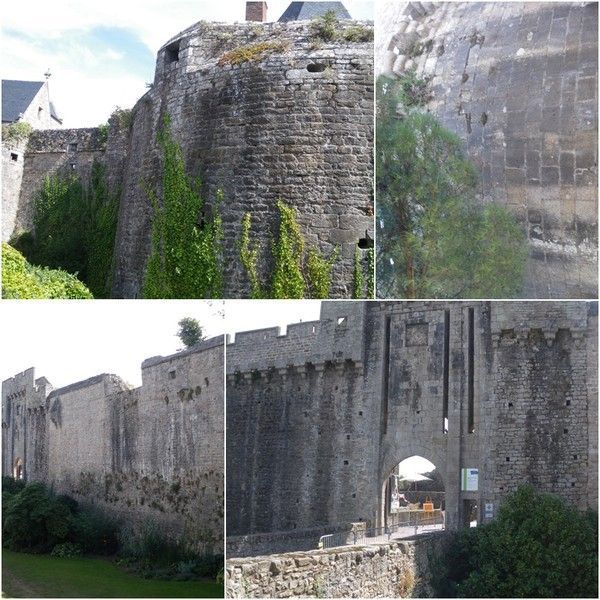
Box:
[380,455,445,537]
[13,457,23,480]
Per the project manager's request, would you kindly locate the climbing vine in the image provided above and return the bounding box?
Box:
[352,247,364,299]
[239,202,338,299]
[143,115,224,299]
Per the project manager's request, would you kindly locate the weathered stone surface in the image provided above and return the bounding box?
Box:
[378,2,598,298]
[2,20,373,299]
[226,301,597,550]
[226,534,447,598]
[2,337,224,554]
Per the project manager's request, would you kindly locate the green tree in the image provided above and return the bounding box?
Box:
[376,74,526,298]
[143,116,224,299]
[177,317,204,348]
[436,486,598,598]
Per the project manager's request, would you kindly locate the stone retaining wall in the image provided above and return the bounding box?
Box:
[226,533,447,598]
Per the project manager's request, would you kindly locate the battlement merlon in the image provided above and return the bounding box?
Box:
[226,301,366,374]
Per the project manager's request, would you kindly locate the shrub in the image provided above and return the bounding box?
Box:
[2,243,92,299]
[342,25,374,43]
[2,476,26,497]
[51,542,82,558]
[310,10,339,42]
[2,121,33,144]
[436,486,598,598]
[143,116,224,299]
[72,506,119,555]
[2,482,74,553]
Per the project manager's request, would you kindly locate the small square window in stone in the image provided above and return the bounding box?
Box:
[67,142,78,153]
[169,370,176,379]
[405,322,428,346]
[165,40,180,65]
[10,152,18,161]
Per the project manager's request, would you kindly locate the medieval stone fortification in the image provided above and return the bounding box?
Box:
[226,301,598,557]
[1,337,224,554]
[2,18,374,298]
[378,2,598,298]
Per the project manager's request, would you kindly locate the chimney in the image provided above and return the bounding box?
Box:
[246,1,267,22]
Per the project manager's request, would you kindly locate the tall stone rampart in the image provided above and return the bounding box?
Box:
[111,20,374,298]
[2,336,225,554]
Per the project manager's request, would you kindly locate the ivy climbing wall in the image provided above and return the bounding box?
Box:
[111,20,374,298]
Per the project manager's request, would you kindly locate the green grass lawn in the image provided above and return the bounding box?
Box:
[2,550,224,598]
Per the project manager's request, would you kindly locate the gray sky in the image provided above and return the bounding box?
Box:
[0,300,320,388]
[2,0,373,127]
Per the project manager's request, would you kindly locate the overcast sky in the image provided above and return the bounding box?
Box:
[0,300,321,388]
[2,0,373,127]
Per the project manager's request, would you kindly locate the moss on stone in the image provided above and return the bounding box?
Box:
[218,41,289,67]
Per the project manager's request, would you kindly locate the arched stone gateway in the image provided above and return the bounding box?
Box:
[226,301,598,556]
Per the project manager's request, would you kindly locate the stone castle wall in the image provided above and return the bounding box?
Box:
[226,301,598,553]
[378,1,598,298]
[2,337,225,554]
[226,533,447,598]
[112,20,374,298]
[3,20,374,299]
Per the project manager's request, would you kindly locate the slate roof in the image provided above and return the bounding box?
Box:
[2,80,43,123]
[278,1,351,22]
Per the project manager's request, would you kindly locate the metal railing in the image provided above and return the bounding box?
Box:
[319,510,445,550]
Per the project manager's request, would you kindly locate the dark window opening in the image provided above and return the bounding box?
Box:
[506,456,510,462]
[358,411,363,416]
[508,402,513,408]
[566,400,571,406]
[357,236,374,249]
[165,41,180,65]
[468,307,475,433]
[343,460,349,465]
[67,142,78,152]
[307,63,327,73]
[443,310,450,433]
[169,370,176,379]
[563,428,568,434]
[573,454,578,460]
[164,396,169,405]
[10,153,18,161]
[205,377,209,386]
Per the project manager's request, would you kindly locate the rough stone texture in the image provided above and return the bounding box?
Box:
[226,533,447,598]
[2,337,224,554]
[378,2,598,298]
[226,301,598,551]
[227,523,361,559]
[2,137,28,241]
[112,20,374,298]
[3,21,374,298]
